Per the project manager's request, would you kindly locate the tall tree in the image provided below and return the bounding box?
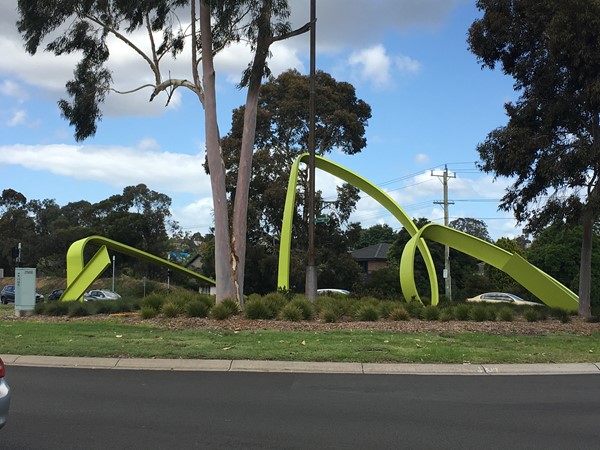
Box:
[17,0,310,303]
[449,217,492,242]
[468,0,600,318]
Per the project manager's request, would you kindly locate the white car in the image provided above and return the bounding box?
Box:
[466,292,541,306]
[317,289,350,296]
[0,357,10,429]
[84,289,122,301]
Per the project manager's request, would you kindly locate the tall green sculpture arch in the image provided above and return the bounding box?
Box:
[62,235,215,301]
[277,153,440,305]
[278,154,579,312]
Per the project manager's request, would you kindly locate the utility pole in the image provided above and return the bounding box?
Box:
[432,165,455,300]
[305,0,317,302]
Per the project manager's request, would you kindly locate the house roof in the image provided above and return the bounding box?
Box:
[351,243,392,261]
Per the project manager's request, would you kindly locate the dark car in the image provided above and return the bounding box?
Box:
[0,285,44,304]
[48,289,64,301]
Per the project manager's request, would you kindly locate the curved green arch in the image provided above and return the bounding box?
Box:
[400,223,578,311]
[62,235,215,301]
[277,153,439,305]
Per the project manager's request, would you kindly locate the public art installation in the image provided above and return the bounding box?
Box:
[278,153,579,312]
[62,235,215,301]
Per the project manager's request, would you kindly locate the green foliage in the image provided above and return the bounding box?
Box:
[161,302,180,318]
[498,307,514,322]
[405,301,424,319]
[45,301,69,316]
[355,304,379,322]
[139,306,158,319]
[389,307,410,321]
[244,297,273,320]
[524,309,539,323]
[142,293,165,312]
[356,224,396,249]
[439,308,454,322]
[210,299,239,320]
[378,300,399,319]
[454,304,472,321]
[67,302,89,317]
[185,300,211,318]
[423,305,440,321]
[320,308,338,323]
[280,304,303,322]
[550,308,571,324]
[262,292,287,318]
[469,306,489,322]
[288,297,314,320]
[449,218,491,242]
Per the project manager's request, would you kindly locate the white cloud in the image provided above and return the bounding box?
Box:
[415,153,430,164]
[7,109,27,127]
[0,80,28,101]
[395,55,422,75]
[0,144,211,196]
[174,197,215,233]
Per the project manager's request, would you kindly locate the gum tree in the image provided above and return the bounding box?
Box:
[17,0,310,303]
[468,0,600,318]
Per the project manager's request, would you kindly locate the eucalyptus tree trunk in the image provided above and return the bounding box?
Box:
[200,0,237,301]
[232,0,274,304]
[578,210,593,319]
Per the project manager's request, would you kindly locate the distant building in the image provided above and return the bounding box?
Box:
[351,243,391,276]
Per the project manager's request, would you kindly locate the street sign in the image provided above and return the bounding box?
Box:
[314,216,330,223]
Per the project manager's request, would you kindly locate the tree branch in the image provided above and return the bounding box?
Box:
[271,20,312,44]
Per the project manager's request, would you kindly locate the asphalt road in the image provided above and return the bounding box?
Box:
[2,367,600,449]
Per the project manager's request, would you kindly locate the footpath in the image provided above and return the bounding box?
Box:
[3,354,600,375]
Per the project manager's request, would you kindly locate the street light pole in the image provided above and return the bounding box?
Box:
[305,0,317,301]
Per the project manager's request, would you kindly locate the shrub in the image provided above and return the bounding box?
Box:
[485,307,497,321]
[289,298,314,320]
[34,302,46,315]
[389,307,410,321]
[139,306,158,319]
[439,308,454,322]
[355,304,379,322]
[405,301,424,319]
[550,308,571,323]
[454,304,471,321]
[320,307,338,323]
[185,299,211,318]
[469,306,489,322]
[379,301,398,319]
[262,292,287,317]
[523,308,539,322]
[498,307,514,322]
[162,302,180,318]
[211,301,238,320]
[245,298,272,320]
[221,298,240,316]
[142,293,165,312]
[67,302,90,317]
[423,305,440,321]
[45,301,69,316]
[281,304,303,322]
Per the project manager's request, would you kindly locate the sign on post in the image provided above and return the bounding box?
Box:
[15,267,36,317]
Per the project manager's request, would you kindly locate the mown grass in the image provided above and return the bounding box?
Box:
[0,318,599,364]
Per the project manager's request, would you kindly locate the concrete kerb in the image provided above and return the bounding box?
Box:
[3,355,600,375]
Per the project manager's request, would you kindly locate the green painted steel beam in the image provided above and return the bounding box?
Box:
[400,223,578,311]
[278,153,439,305]
[62,235,215,301]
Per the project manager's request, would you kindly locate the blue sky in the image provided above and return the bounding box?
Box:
[0,0,523,240]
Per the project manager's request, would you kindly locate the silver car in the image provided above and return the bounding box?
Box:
[0,357,11,429]
[84,289,122,301]
[466,292,542,306]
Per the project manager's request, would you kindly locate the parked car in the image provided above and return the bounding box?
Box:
[83,289,122,301]
[0,285,44,304]
[0,357,11,429]
[47,289,64,301]
[317,289,350,296]
[466,292,542,306]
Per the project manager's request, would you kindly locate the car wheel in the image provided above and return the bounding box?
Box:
[0,297,6,305]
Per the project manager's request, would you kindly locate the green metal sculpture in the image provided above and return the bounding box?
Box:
[278,153,579,312]
[62,235,215,301]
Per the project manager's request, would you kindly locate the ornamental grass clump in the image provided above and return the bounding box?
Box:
[161,302,180,318]
[139,305,157,319]
[142,293,165,312]
[244,297,272,320]
[523,308,539,322]
[262,292,287,318]
[389,306,410,321]
[288,297,314,320]
[498,307,514,322]
[454,304,471,321]
[423,305,440,321]
[67,302,90,317]
[439,308,454,322]
[280,303,303,322]
[210,298,240,320]
[469,305,489,322]
[45,301,69,316]
[320,307,338,323]
[405,301,424,319]
[185,299,211,318]
[355,304,379,322]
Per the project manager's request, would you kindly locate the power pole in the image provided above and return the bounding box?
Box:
[305,0,317,302]
[432,165,455,300]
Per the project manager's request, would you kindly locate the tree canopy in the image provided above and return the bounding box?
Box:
[468,0,600,317]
